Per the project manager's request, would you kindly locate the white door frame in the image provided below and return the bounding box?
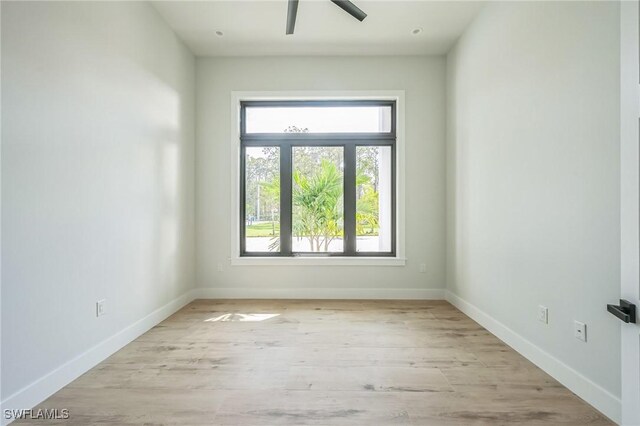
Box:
[620,1,640,424]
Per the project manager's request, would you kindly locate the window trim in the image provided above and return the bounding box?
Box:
[230,91,406,266]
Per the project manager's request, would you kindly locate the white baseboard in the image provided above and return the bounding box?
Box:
[191,286,446,300]
[445,290,621,425]
[0,290,195,426]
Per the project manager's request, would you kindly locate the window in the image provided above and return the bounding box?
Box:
[240,100,397,258]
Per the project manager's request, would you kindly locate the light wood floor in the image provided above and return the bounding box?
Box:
[23,300,612,425]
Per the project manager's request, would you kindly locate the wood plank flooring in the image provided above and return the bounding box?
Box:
[20,300,613,425]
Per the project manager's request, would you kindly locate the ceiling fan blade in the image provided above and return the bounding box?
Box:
[330,0,367,22]
[286,0,299,35]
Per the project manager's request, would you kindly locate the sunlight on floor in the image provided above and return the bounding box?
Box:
[204,313,280,322]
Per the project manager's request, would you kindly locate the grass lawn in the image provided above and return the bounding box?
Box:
[246,221,280,237]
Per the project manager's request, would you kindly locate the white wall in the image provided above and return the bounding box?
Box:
[446,0,620,419]
[1,0,195,403]
[2,0,622,420]
[196,56,445,297]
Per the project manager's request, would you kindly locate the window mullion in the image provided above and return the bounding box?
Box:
[240,145,246,254]
[343,144,357,255]
[280,142,293,255]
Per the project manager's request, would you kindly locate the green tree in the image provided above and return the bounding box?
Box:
[261,175,281,251]
[356,146,380,192]
[293,160,343,251]
[246,147,279,221]
[284,125,309,133]
[356,172,379,236]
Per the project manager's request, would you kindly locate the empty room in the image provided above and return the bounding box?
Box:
[1,0,638,424]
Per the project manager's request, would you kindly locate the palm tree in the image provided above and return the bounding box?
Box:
[293,160,343,251]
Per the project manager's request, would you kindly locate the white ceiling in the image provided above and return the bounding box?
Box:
[151,1,485,56]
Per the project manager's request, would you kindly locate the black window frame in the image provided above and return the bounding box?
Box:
[240,99,397,257]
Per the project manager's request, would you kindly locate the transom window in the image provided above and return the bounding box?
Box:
[240,100,396,257]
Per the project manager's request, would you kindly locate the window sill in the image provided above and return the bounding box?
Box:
[230,257,407,267]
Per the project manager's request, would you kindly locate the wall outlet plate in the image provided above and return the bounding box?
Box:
[419,263,427,273]
[96,299,106,317]
[574,320,586,342]
[537,305,548,324]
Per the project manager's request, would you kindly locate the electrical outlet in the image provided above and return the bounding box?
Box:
[217,263,223,272]
[574,321,586,342]
[419,263,427,273]
[96,299,106,317]
[537,305,548,324]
